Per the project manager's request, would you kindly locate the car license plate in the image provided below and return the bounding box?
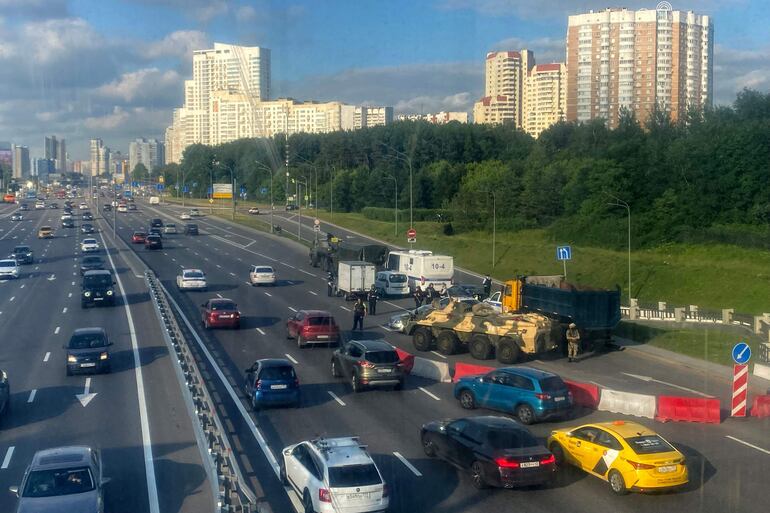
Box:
[377,368,391,373]
[345,492,370,501]
[219,314,232,318]
[270,384,288,390]
[94,297,103,301]
[520,461,540,468]
[554,396,565,402]
[81,363,96,368]
[658,465,677,473]
[317,335,329,339]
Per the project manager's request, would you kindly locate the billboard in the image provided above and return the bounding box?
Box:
[212,183,233,199]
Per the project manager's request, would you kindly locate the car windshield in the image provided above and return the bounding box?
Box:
[84,275,112,287]
[539,376,567,392]
[255,267,273,273]
[14,247,29,253]
[23,467,95,498]
[365,350,399,364]
[625,435,676,455]
[0,261,15,268]
[388,274,407,283]
[69,333,108,349]
[328,464,381,488]
[487,428,540,450]
[307,316,334,326]
[211,302,236,311]
[82,258,102,265]
[83,239,97,245]
[259,366,296,381]
[185,271,204,279]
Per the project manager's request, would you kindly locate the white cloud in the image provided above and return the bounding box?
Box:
[95,68,182,104]
[491,36,565,63]
[84,107,131,131]
[21,18,103,63]
[395,92,475,114]
[144,30,210,60]
[133,0,229,22]
[714,44,770,104]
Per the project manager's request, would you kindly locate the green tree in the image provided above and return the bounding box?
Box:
[132,163,149,182]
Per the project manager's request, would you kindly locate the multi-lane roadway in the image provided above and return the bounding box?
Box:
[96,197,768,513]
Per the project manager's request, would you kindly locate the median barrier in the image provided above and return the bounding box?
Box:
[598,388,657,419]
[564,380,600,409]
[750,395,770,418]
[452,362,495,382]
[395,348,415,374]
[656,396,721,424]
[411,356,452,383]
[753,362,770,382]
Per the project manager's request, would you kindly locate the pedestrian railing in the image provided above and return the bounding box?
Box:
[623,302,770,339]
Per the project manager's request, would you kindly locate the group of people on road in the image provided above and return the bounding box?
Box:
[412,283,447,309]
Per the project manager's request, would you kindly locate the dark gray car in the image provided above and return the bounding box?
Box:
[10,446,107,513]
[64,328,112,375]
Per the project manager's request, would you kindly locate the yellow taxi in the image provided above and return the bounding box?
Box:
[37,226,54,239]
[547,420,688,495]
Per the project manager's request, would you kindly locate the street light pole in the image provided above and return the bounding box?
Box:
[255,161,274,234]
[481,190,496,268]
[292,177,307,241]
[385,174,398,237]
[608,195,632,300]
[381,143,414,243]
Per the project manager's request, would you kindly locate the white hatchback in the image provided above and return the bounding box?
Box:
[0,259,20,279]
[81,238,100,252]
[249,265,277,286]
[177,269,207,291]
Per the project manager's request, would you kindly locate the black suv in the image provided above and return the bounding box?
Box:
[62,218,75,228]
[331,339,405,392]
[64,327,112,375]
[10,246,33,265]
[150,218,164,228]
[184,223,199,235]
[82,211,94,221]
[81,270,117,308]
[145,234,163,250]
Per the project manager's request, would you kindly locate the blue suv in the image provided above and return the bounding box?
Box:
[454,367,573,424]
[243,359,300,409]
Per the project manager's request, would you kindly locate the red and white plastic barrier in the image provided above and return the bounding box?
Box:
[750,395,770,418]
[564,380,600,409]
[411,357,452,383]
[598,389,657,419]
[452,362,495,382]
[395,348,415,375]
[656,396,721,424]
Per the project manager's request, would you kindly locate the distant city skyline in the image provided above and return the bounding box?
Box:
[0,1,766,160]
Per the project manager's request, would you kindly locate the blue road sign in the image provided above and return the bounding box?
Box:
[183,185,190,193]
[156,183,164,191]
[131,181,138,187]
[114,184,122,190]
[260,187,268,194]
[192,182,198,187]
[556,245,572,261]
[240,185,247,193]
[207,186,213,194]
[732,342,751,365]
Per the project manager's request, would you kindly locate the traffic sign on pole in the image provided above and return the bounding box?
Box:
[732,341,751,365]
[407,228,416,244]
[314,218,320,226]
[182,185,190,193]
[731,363,749,417]
[556,245,572,260]
[313,224,320,232]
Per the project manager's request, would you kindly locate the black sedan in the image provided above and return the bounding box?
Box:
[82,211,94,221]
[64,327,112,375]
[9,246,33,265]
[61,218,75,228]
[447,283,485,300]
[184,223,199,235]
[421,416,555,489]
[80,255,105,275]
[81,223,95,234]
[145,234,163,250]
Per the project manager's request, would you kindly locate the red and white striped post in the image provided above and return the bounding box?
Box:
[731,364,749,417]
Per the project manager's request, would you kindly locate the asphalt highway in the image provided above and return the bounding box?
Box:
[0,200,212,513]
[107,199,769,513]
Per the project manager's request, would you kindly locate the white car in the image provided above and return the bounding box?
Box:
[11,213,22,221]
[249,265,277,286]
[60,214,73,221]
[248,207,260,215]
[79,203,88,210]
[81,238,100,253]
[176,269,207,291]
[189,209,201,217]
[280,437,389,513]
[34,201,45,210]
[117,205,128,213]
[179,213,191,220]
[163,223,177,234]
[0,259,20,279]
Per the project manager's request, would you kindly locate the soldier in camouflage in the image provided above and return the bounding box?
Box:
[566,323,581,362]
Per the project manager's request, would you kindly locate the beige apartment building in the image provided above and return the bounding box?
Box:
[524,63,567,138]
[566,4,713,127]
[473,50,534,127]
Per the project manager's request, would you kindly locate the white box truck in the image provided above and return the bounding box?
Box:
[386,250,454,291]
[335,261,376,300]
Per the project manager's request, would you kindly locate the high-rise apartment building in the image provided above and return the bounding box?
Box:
[354,106,394,129]
[566,4,713,127]
[129,138,164,173]
[397,112,470,124]
[473,50,534,127]
[89,138,110,176]
[12,145,30,179]
[524,63,567,138]
[44,136,67,172]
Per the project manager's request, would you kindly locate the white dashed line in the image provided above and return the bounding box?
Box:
[309,291,317,296]
[1,446,14,469]
[43,352,50,362]
[418,387,441,401]
[62,307,67,313]
[393,452,422,477]
[54,326,60,334]
[328,391,346,406]
[283,264,296,269]
[339,306,351,312]
[27,390,37,403]
[19,284,24,289]
[288,306,298,312]
[229,272,236,277]
[68,293,72,298]
[71,281,75,286]
[256,328,266,335]
[430,351,447,359]
[298,269,315,277]
[9,297,14,302]
[726,436,770,455]
[264,292,272,297]
[284,353,298,364]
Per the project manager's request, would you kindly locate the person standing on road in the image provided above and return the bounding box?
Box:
[327,272,335,297]
[367,285,378,315]
[352,297,367,331]
[439,283,448,298]
[482,275,492,299]
[426,283,436,303]
[566,323,581,362]
[413,286,423,309]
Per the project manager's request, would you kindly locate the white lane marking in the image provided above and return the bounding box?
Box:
[380,324,396,332]
[43,352,50,362]
[229,272,236,277]
[62,307,67,313]
[216,264,222,269]
[384,300,410,312]
[68,293,72,298]
[264,291,272,297]
[216,293,223,298]
[418,387,441,401]
[285,353,299,364]
[27,389,37,403]
[309,291,317,296]
[180,265,185,269]
[34,266,39,270]
[393,452,422,477]
[621,372,713,397]
[288,306,297,312]
[725,436,770,455]
[339,306,351,312]
[298,269,315,277]
[283,263,296,269]
[71,281,75,286]
[430,351,447,359]
[1,447,15,469]
[98,231,161,513]
[328,391,346,406]
[256,328,266,335]
[9,296,15,302]
[244,281,252,286]
[54,326,60,334]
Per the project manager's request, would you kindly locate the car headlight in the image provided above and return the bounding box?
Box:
[84,291,92,297]
[99,352,109,360]
[67,355,77,363]
[106,290,113,296]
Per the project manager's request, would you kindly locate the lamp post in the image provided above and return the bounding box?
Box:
[213,159,236,220]
[209,158,215,214]
[254,161,274,234]
[291,177,307,241]
[380,143,414,231]
[480,190,496,269]
[608,195,632,301]
[294,155,319,219]
[384,174,398,237]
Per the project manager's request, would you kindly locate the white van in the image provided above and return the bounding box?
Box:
[149,196,160,205]
[385,250,454,291]
[374,271,409,297]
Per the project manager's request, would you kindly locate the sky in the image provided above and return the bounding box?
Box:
[0,0,767,160]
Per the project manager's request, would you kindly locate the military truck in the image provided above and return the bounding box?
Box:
[404,299,558,364]
[309,234,388,273]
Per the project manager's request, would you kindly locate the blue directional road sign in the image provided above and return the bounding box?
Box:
[556,245,572,261]
[156,183,164,191]
[183,185,190,193]
[207,186,213,194]
[132,181,138,187]
[260,187,268,194]
[192,182,198,187]
[114,184,122,190]
[732,342,751,365]
[240,185,247,193]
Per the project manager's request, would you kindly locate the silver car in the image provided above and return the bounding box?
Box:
[388,297,479,332]
[10,446,107,513]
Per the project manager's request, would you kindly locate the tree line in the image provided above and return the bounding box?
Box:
[150,88,770,250]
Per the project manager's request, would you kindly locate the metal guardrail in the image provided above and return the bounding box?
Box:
[145,270,257,513]
[760,343,770,364]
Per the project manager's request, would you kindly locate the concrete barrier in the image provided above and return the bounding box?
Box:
[656,396,721,424]
[564,380,600,409]
[753,362,770,382]
[598,389,657,419]
[412,356,452,383]
[750,395,770,418]
[395,348,415,375]
[453,362,495,382]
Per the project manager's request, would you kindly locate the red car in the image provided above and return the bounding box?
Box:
[201,298,241,329]
[286,310,340,348]
[131,231,147,244]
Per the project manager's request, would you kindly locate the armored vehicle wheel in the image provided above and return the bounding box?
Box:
[413,327,434,351]
[436,330,459,355]
[469,334,493,360]
[497,336,521,364]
